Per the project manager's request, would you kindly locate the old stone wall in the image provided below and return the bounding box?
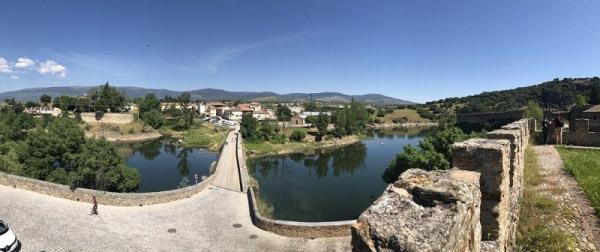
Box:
[564,119,600,147]
[247,188,355,238]
[352,119,531,252]
[0,171,213,206]
[80,112,134,124]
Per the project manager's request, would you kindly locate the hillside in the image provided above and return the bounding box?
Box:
[429,77,600,113]
[0,86,413,105]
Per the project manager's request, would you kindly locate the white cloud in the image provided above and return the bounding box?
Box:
[37,60,66,77]
[0,58,12,73]
[10,75,19,80]
[14,57,35,69]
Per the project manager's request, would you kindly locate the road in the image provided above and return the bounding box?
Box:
[211,127,242,192]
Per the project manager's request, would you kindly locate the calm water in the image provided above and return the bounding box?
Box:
[249,127,436,222]
[118,138,218,192]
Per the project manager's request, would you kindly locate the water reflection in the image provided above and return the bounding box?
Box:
[117,138,218,192]
[249,127,434,222]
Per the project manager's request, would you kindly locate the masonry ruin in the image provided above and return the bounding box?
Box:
[352,119,530,252]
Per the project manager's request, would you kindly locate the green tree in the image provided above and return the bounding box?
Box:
[575,95,588,108]
[178,92,191,110]
[240,113,259,139]
[381,127,467,183]
[259,121,276,141]
[523,101,544,122]
[276,105,292,121]
[289,130,306,142]
[139,93,161,113]
[591,83,600,105]
[304,101,318,111]
[314,113,330,141]
[89,82,127,112]
[142,109,164,129]
[71,138,140,192]
[40,94,52,108]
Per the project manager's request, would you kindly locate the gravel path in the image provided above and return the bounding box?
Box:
[0,185,351,251]
[533,145,600,251]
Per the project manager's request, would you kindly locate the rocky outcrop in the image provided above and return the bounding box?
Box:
[352,169,481,252]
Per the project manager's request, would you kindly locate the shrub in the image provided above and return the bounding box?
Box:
[271,134,287,144]
[289,130,306,142]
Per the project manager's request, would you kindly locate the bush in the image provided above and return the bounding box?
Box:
[289,130,306,142]
[142,109,164,129]
[271,134,287,144]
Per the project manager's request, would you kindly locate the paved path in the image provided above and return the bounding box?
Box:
[0,185,351,251]
[211,127,242,192]
[533,145,600,251]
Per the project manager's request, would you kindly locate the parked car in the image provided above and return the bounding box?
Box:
[0,220,20,252]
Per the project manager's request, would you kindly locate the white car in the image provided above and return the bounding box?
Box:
[0,220,20,252]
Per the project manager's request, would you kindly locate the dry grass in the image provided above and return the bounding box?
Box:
[381,108,430,123]
[516,147,578,251]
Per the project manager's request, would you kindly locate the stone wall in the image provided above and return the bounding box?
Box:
[564,119,600,147]
[0,171,213,206]
[247,188,355,238]
[80,112,134,124]
[352,119,531,251]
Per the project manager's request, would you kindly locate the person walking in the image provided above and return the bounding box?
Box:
[542,118,549,145]
[553,114,564,145]
[91,196,98,215]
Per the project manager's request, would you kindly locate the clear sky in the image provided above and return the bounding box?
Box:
[1,0,599,102]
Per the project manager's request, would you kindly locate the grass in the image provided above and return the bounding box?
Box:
[516,147,578,251]
[167,124,228,151]
[84,120,152,135]
[244,134,361,157]
[381,108,430,123]
[556,147,600,214]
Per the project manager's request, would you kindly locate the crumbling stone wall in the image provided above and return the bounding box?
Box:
[352,119,531,252]
[80,112,134,124]
[564,119,600,147]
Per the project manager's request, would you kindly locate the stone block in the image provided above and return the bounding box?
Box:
[351,169,481,252]
[452,138,511,250]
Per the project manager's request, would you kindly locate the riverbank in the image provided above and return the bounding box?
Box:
[161,124,229,151]
[84,120,163,142]
[244,134,362,158]
[368,121,438,129]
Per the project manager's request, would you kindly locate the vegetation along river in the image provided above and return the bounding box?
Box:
[248,127,436,222]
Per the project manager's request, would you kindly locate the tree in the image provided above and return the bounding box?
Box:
[178,92,191,111]
[139,93,161,113]
[89,82,127,112]
[142,109,164,129]
[240,113,258,139]
[259,121,276,141]
[71,138,140,192]
[25,101,38,108]
[289,130,306,142]
[314,113,330,141]
[591,83,600,105]
[276,105,292,121]
[40,94,52,108]
[523,101,543,122]
[575,95,588,108]
[381,127,467,183]
[304,101,318,111]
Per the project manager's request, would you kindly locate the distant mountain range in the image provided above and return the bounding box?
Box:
[0,86,414,105]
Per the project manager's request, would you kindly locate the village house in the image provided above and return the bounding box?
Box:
[288,111,332,127]
[289,114,305,126]
[583,105,600,121]
[222,109,244,121]
[252,110,270,121]
[207,102,227,117]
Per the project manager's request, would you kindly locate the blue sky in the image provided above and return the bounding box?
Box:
[0,0,599,102]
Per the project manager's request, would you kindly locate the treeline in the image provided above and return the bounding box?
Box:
[427,77,600,113]
[0,105,139,192]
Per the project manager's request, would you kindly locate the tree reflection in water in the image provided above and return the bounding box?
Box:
[250,142,367,178]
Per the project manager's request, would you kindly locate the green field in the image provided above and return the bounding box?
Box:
[381,108,430,123]
[557,147,600,214]
[177,125,228,151]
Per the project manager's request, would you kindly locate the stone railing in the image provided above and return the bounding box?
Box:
[0,171,214,206]
[352,119,531,251]
[247,188,356,238]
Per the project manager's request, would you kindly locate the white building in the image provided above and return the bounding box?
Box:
[223,109,244,121]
